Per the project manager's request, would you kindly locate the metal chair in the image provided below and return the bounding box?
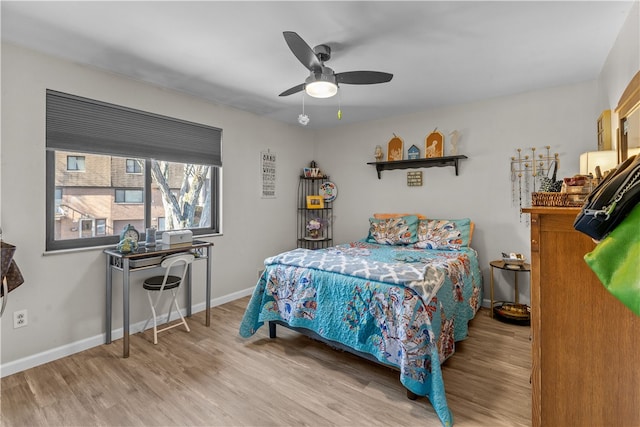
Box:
[141,253,194,344]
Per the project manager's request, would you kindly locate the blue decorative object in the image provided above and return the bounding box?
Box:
[117,237,139,253]
[408,144,420,160]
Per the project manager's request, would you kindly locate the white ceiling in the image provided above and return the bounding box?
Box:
[1,1,635,129]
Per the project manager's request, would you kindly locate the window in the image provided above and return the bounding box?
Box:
[46,90,222,251]
[54,188,64,217]
[66,155,85,171]
[96,219,106,236]
[115,189,144,204]
[80,218,94,238]
[126,159,142,174]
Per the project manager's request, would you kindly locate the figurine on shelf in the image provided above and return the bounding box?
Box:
[117,237,138,254]
[374,145,383,161]
[449,130,460,156]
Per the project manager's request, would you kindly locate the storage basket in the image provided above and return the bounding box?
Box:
[531,192,570,207]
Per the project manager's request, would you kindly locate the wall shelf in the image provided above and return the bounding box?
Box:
[367,155,468,179]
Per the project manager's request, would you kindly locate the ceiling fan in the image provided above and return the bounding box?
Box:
[279,31,393,99]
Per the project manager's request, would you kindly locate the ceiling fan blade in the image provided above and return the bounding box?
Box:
[336,71,393,85]
[279,83,305,97]
[283,31,323,72]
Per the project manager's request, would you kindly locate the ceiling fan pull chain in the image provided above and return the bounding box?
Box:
[337,91,342,120]
[297,92,310,126]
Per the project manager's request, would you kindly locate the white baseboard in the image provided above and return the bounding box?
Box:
[0,287,255,378]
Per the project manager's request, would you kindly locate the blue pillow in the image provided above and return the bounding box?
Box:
[414,218,471,250]
[367,215,419,245]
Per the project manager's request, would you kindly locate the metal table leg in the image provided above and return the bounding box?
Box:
[186,264,192,317]
[206,245,212,327]
[122,257,130,358]
[490,265,495,318]
[106,255,112,344]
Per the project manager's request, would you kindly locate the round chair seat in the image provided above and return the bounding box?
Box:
[143,275,182,291]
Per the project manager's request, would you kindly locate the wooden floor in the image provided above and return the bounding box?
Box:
[0,297,531,426]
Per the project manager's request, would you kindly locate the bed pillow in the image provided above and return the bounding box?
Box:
[367,215,419,245]
[373,212,427,220]
[414,218,472,250]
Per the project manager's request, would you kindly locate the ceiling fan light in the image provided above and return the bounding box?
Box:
[305,81,338,98]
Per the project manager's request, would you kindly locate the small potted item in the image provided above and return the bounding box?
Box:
[306,218,322,239]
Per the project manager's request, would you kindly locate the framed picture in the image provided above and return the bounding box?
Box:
[387,135,404,161]
[306,195,324,209]
[303,168,312,178]
[425,130,444,158]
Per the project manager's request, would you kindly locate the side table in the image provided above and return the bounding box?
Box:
[489,260,531,322]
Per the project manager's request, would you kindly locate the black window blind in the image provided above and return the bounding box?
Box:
[46,89,222,166]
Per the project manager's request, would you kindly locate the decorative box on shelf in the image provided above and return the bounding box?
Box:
[502,252,526,267]
[161,230,193,246]
[561,176,593,206]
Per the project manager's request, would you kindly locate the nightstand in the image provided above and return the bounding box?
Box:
[489,260,531,322]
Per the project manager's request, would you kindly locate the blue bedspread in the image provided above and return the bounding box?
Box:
[239,242,483,427]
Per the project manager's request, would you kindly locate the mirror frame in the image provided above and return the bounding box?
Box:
[616,70,640,163]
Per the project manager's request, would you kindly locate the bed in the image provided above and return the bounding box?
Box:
[239,215,483,427]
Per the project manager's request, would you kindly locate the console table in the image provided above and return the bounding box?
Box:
[105,240,213,358]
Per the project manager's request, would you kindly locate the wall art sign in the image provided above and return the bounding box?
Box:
[407,171,423,186]
[261,150,277,198]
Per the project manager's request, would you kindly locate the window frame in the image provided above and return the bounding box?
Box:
[45,90,222,252]
[125,158,143,174]
[114,188,144,204]
[95,218,107,236]
[66,155,85,171]
[46,153,220,251]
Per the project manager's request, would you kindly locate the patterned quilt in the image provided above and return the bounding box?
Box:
[239,242,483,427]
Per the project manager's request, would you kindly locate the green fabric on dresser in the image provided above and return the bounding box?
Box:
[584,204,640,316]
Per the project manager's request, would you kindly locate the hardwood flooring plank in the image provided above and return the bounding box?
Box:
[1,298,531,427]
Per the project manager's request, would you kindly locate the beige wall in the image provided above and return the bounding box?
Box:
[0,43,312,373]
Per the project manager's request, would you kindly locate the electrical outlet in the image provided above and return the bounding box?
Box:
[13,309,27,328]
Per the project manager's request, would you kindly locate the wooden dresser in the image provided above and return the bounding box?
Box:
[522,207,640,427]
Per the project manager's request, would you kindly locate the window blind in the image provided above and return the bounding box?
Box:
[46,90,222,166]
